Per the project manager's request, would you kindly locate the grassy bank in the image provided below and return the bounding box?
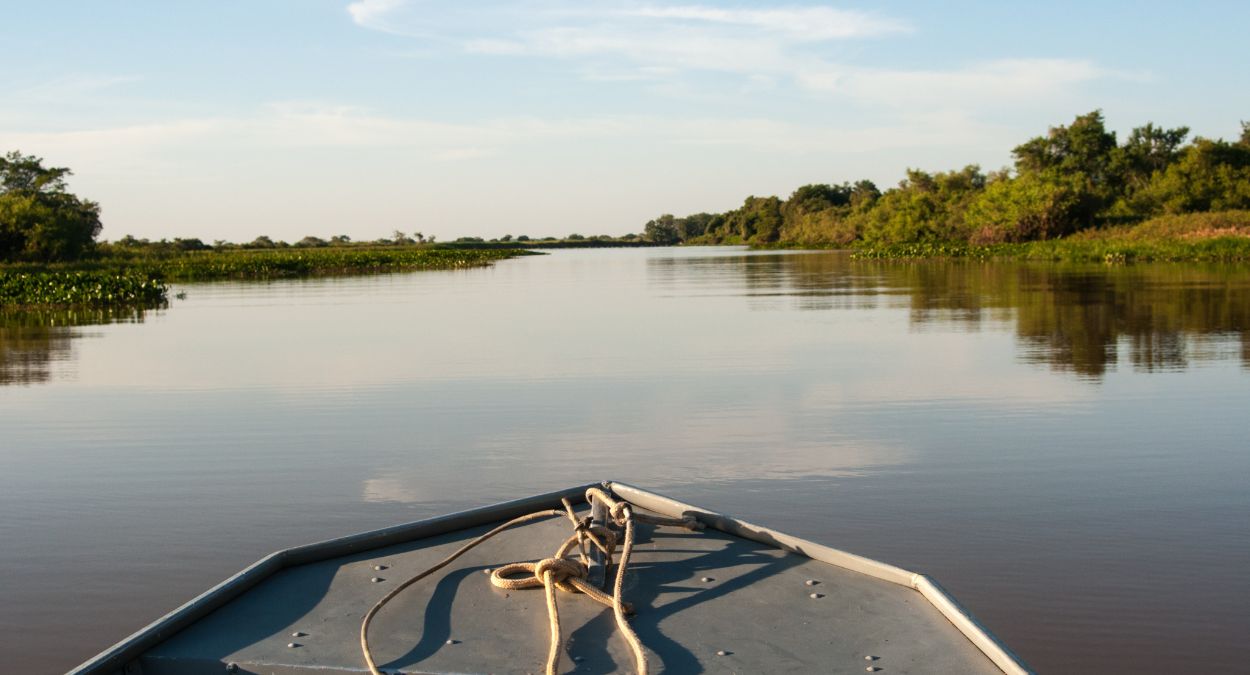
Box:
[850,211,1250,263]
[1,246,535,308]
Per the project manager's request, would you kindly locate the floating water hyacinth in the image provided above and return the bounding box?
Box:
[0,247,535,307]
[0,271,167,308]
[146,247,533,281]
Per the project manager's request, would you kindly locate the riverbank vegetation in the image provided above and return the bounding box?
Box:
[86,245,535,281]
[0,153,538,307]
[642,112,1250,258]
[853,211,1250,263]
[0,270,166,308]
[0,246,534,308]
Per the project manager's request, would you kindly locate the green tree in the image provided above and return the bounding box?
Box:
[676,212,715,240]
[857,167,985,244]
[722,196,784,243]
[785,184,852,214]
[1013,111,1118,178]
[966,171,1097,243]
[1131,138,1250,214]
[1113,123,1190,190]
[643,215,680,244]
[173,237,210,251]
[295,236,329,248]
[849,180,881,211]
[1013,111,1120,217]
[0,151,102,262]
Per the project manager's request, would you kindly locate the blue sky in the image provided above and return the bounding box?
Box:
[2,1,1247,241]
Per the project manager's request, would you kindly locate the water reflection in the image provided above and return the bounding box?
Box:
[649,252,1250,378]
[0,307,155,385]
[4,254,1248,389]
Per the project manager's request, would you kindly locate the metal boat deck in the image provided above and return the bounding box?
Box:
[71,482,1030,674]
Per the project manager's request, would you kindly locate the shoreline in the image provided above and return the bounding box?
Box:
[0,246,535,309]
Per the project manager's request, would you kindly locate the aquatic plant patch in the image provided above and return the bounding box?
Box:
[0,271,167,308]
[141,247,535,281]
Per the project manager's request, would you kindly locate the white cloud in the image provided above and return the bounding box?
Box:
[799,58,1107,108]
[11,74,142,99]
[466,25,795,76]
[350,1,906,80]
[624,5,910,40]
[0,104,992,167]
[349,2,1108,113]
[346,0,408,32]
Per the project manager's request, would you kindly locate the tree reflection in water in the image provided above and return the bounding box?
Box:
[0,307,152,386]
[5,253,1248,386]
[649,251,1250,379]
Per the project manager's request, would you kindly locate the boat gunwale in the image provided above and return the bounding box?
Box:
[607,481,1034,675]
[69,480,1033,675]
[67,482,599,675]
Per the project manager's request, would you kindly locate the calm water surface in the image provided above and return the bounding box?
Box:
[2,248,1248,673]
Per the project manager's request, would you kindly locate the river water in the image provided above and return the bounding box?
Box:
[2,247,1248,673]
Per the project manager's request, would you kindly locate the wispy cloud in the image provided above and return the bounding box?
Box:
[0,103,998,169]
[346,0,408,33]
[799,58,1108,108]
[11,74,142,99]
[348,1,1110,112]
[623,5,910,40]
[352,1,908,77]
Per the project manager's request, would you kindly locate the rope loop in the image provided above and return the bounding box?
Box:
[361,488,706,675]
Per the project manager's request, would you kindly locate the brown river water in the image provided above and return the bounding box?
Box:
[1,247,1248,673]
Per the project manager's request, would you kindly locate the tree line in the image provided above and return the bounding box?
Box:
[7,111,1249,263]
[642,112,1250,246]
[0,151,652,264]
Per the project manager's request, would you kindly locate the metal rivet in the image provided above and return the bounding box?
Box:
[373,564,388,571]
[291,631,307,637]
[483,568,492,574]
[446,639,459,645]
[865,655,879,661]
[810,592,824,599]
[287,642,300,648]
[226,665,238,674]
[371,577,385,583]
[715,650,730,656]
[804,579,819,586]
[700,576,714,582]
[867,668,881,673]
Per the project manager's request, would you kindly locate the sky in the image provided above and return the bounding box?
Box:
[2,0,1248,242]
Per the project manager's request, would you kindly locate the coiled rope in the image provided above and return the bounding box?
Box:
[360,487,703,675]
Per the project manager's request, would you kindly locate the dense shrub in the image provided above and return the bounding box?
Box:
[965,171,1097,243]
[856,167,985,244]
